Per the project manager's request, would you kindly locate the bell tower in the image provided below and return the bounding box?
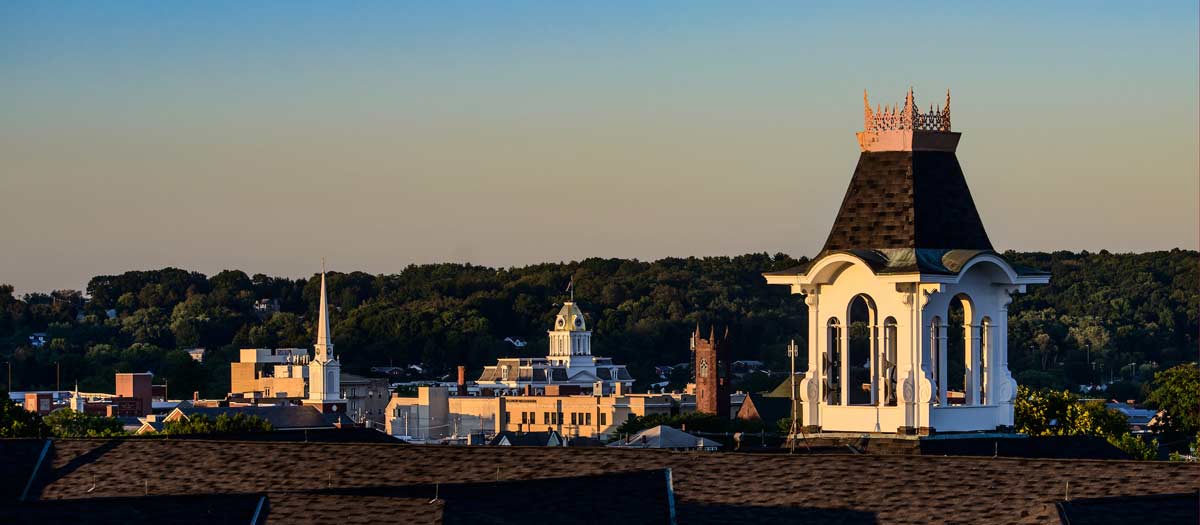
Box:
[764,88,1049,434]
[547,302,592,371]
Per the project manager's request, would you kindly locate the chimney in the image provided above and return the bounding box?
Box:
[456,365,467,396]
[523,384,532,396]
[614,382,625,396]
[192,391,199,403]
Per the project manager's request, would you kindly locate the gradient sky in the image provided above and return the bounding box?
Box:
[2,1,1197,293]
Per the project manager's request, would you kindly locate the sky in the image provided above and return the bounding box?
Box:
[2,1,1197,293]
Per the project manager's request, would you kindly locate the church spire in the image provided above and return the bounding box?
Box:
[315,259,333,361]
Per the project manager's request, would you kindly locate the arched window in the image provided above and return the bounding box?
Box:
[847,295,876,406]
[883,317,898,406]
[826,318,842,405]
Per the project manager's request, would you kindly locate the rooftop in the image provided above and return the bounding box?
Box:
[4,438,1198,524]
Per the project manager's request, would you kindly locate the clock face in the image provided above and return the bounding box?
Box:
[556,317,565,329]
[573,316,583,328]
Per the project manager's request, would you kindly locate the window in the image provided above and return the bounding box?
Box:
[521,412,528,424]
[544,412,550,424]
[600,413,607,426]
[585,413,592,425]
[505,411,511,425]
[571,413,577,425]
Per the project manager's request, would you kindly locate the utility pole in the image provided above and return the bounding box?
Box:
[787,339,799,454]
[56,362,60,392]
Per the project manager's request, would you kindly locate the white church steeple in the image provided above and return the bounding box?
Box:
[305,260,344,414]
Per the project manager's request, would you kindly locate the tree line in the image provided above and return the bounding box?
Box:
[0,250,1195,402]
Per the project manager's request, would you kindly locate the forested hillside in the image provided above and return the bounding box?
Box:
[0,250,1194,400]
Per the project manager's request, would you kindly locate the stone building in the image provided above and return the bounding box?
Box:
[384,386,692,442]
[475,301,633,395]
[692,326,731,419]
[764,88,1049,434]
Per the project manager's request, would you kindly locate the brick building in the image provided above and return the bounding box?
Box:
[692,325,731,420]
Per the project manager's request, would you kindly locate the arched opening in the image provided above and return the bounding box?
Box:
[945,294,975,405]
[825,318,842,406]
[847,295,876,406]
[882,317,898,406]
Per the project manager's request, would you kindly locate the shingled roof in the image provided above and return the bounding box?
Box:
[6,438,1198,524]
[766,150,1052,278]
[823,150,991,252]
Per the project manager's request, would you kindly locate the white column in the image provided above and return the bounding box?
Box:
[841,317,851,406]
[869,323,879,405]
[937,325,948,405]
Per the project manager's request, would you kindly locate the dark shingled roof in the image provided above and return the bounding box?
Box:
[6,438,1198,524]
[766,150,1051,278]
[1055,492,1199,525]
[738,394,793,426]
[823,151,991,253]
[174,403,352,430]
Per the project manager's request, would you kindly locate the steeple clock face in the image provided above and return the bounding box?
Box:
[573,316,583,328]
[556,317,565,329]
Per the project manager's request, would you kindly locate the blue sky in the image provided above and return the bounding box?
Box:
[2,1,1197,292]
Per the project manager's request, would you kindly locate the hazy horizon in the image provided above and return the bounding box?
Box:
[4,2,1198,294]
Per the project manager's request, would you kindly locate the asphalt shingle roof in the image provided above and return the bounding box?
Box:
[4,438,1198,524]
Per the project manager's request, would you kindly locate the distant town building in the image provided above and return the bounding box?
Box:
[607,425,721,451]
[185,348,206,363]
[489,430,564,447]
[384,385,693,443]
[28,333,47,348]
[303,268,345,415]
[763,88,1050,434]
[230,348,310,399]
[476,302,632,395]
[693,326,732,419]
[340,372,391,427]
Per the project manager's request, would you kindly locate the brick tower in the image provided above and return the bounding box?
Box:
[692,326,731,419]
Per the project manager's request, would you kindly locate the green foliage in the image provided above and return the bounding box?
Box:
[614,411,726,437]
[1014,385,1128,439]
[161,413,273,435]
[1144,363,1200,439]
[1108,433,1158,461]
[0,251,1195,403]
[43,409,126,438]
[0,390,49,438]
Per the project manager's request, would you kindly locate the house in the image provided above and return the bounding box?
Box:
[185,348,206,363]
[488,430,564,447]
[28,333,47,348]
[137,402,353,434]
[736,393,795,429]
[607,425,722,451]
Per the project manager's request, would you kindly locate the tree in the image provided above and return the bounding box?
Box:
[1144,363,1200,440]
[1014,386,1127,439]
[161,413,273,435]
[0,391,49,438]
[44,409,126,438]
